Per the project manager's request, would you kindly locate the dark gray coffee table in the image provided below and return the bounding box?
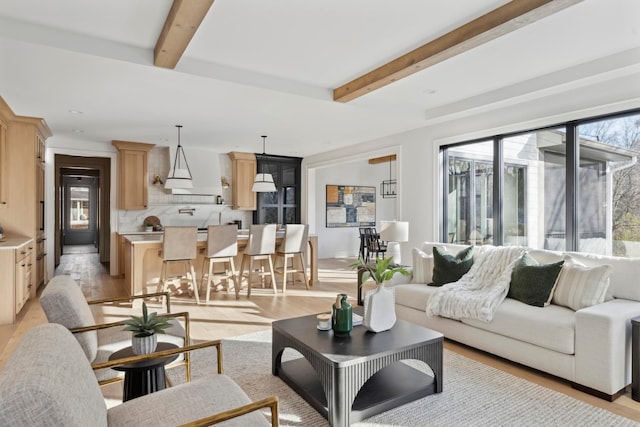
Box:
[272,312,443,426]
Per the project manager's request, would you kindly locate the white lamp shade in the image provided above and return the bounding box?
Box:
[252,173,276,192]
[165,169,193,189]
[380,221,409,243]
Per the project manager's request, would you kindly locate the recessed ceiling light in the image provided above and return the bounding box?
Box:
[72,129,84,133]
[68,109,83,114]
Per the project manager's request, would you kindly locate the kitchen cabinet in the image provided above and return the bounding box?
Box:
[0,118,6,206]
[0,238,34,324]
[112,140,155,210]
[14,241,33,314]
[0,97,51,296]
[228,151,256,211]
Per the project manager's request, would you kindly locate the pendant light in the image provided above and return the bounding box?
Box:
[380,155,397,198]
[252,135,277,192]
[165,124,193,189]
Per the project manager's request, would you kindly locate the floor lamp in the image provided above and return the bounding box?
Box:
[380,221,409,265]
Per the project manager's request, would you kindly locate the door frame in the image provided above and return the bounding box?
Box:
[62,174,99,247]
[54,155,111,265]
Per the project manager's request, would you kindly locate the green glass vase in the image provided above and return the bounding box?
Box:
[332,293,352,337]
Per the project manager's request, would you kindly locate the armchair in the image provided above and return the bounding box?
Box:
[40,275,191,385]
[0,323,278,426]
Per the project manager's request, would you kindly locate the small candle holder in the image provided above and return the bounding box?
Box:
[316,313,331,331]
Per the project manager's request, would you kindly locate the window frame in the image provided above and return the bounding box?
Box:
[440,108,640,253]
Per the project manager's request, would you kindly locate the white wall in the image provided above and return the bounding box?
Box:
[304,90,640,263]
[313,157,397,258]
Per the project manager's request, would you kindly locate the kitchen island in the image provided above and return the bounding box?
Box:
[120,231,318,296]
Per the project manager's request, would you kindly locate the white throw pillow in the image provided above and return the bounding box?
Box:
[411,248,433,284]
[552,256,612,311]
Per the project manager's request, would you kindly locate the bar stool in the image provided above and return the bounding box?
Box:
[274,224,309,293]
[201,224,240,302]
[239,224,277,297]
[159,226,200,304]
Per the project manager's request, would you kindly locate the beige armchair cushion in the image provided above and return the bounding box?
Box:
[0,323,107,427]
[40,275,99,361]
[107,376,270,426]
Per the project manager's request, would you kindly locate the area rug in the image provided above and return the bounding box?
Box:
[167,330,638,427]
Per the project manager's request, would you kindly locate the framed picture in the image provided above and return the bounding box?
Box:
[326,185,376,228]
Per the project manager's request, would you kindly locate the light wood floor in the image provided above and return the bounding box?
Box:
[1,253,640,422]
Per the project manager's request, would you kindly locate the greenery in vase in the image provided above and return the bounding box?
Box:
[122,302,172,337]
[351,256,409,285]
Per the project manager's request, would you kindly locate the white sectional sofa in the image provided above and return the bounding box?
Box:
[380,241,640,400]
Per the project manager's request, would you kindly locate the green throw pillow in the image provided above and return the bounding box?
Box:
[431,246,474,286]
[508,253,564,307]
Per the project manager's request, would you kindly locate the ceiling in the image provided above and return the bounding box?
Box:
[0,0,638,157]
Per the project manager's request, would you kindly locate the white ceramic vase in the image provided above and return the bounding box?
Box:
[363,282,396,332]
[131,334,157,355]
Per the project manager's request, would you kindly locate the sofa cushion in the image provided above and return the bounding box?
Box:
[461,298,576,355]
[552,256,612,311]
[411,248,433,284]
[508,253,564,307]
[431,245,474,286]
[393,283,438,312]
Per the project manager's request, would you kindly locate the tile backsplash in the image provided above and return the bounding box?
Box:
[117,147,252,232]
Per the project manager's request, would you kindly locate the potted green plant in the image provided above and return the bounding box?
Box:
[144,222,154,232]
[351,256,409,332]
[122,302,172,355]
[351,255,409,285]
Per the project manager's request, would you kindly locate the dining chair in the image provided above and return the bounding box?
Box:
[273,224,309,292]
[239,224,278,297]
[365,227,387,261]
[201,224,240,302]
[358,227,370,260]
[159,226,200,304]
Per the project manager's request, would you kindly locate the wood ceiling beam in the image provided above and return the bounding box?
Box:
[333,0,583,103]
[154,0,215,69]
[369,155,396,165]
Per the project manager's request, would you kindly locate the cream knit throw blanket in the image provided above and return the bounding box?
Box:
[426,246,525,322]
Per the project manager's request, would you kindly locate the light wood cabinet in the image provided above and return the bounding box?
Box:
[112,140,155,210]
[0,118,7,207]
[0,238,34,324]
[14,241,33,314]
[228,151,257,211]
[0,97,51,299]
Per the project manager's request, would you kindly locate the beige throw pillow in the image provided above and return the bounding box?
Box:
[411,248,433,284]
[552,256,612,311]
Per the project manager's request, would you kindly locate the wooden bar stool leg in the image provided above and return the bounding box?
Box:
[247,256,254,298]
[281,254,288,293]
[205,258,214,304]
[268,255,277,294]
[188,261,200,305]
[299,252,309,289]
[229,258,240,300]
[159,262,167,293]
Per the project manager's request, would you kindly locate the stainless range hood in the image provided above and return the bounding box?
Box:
[167,145,222,196]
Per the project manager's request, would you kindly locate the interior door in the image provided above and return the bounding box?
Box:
[63,176,98,246]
